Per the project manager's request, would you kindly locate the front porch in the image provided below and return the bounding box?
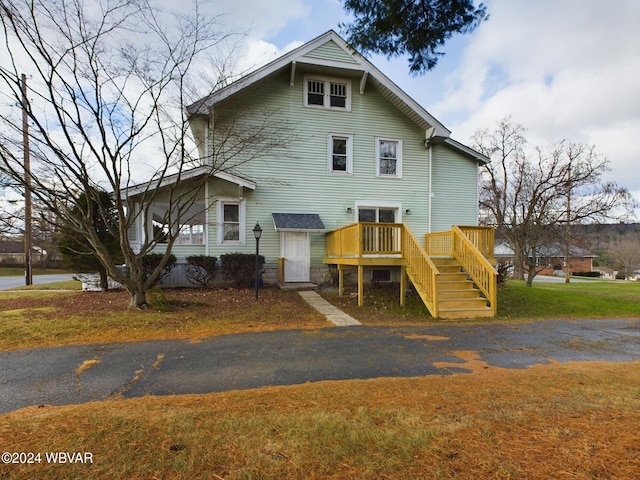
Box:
[324,223,497,319]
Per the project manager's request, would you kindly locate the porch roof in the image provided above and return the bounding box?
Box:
[272,213,326,232]
[119,165,256,199]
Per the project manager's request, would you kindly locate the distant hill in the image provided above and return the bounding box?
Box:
[571,223,640,267]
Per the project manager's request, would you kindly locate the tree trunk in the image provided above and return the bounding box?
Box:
[513,250,525,280]
[525,273,535,287]
[129,288,148,309]
[99,267,109,292]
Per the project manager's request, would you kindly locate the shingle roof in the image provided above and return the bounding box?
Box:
[272,213,325,232]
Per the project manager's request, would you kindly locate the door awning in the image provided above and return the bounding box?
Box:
[272,213,325,232]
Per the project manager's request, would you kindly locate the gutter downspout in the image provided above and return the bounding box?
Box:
[426,128,436,233]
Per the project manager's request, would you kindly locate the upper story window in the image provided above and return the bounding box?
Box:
[328,134,353,174]
[376,138,403,178]
[305,76,351,111]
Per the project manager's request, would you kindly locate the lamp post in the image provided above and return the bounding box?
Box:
[253,222,262,301]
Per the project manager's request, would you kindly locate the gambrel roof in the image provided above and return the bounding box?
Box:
[187,30,452,138]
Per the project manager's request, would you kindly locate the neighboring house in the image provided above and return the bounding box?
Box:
[123,31,494,318]
[494,242,595,276]
[0,240,25,264]
[593,266,617,280]
[628,270,640,281]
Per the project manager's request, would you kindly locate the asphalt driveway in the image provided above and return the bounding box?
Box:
[2,319,639,414]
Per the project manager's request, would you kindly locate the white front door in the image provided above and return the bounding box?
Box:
[282,232,310,282]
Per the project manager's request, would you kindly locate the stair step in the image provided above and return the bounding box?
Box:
[438,297,489,309]
[438,306,495,319]
[438,272,469,282]
[438,280,476,290]
[437,265,464,274]
[407,254,495,319]
[438,289,481,299]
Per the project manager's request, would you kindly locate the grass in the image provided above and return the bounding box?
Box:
[321,279,640,324]
[1,280,639,478]
[1,361,638,479]
[498,279,640,319]
[1,280,639,351]
[0,267,70,277]
[0,288,328,351]
[12,279,82,291]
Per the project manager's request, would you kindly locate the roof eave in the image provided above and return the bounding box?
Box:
[186,30,451,137]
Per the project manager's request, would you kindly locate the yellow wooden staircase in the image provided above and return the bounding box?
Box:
[325,223,497,319]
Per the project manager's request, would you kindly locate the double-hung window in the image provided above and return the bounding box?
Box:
[328,134,353,174]
[217,199,246,244]
[376,138,402,177]
[305,76,351,111]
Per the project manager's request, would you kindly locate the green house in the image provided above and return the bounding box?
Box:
[125,31,497,319]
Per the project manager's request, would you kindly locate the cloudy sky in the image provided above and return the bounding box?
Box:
[207,0,640,216]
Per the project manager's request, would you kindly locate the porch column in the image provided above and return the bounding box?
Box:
[338,264,345,297]
[400,265,407,307]
[357,265,364,307]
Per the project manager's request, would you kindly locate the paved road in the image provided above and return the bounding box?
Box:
[0,274,76,290]
[1,319,639,414]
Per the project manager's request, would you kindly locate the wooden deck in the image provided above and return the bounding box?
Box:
[324,223,497,319]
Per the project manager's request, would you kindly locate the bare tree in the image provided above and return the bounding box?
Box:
[474,117,636,287]
[609,239,640,280]
[0,0,286,307]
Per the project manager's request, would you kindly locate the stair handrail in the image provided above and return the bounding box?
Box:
[451,225,497,313]
[402,225,440,317]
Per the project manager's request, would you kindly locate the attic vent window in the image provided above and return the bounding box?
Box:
[304,76,351,111]
[307,80,324,106]
[330,82,347,107]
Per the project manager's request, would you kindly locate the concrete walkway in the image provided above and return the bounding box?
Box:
[298,290,361,326]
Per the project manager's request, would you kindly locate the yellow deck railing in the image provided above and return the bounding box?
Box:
[451,226,497,313]
[426,227,495,260]
[326,222,402,257]
[401,226,439,317]
[326,222,439,316]
[458,226,495,262]
[326,223,496,318]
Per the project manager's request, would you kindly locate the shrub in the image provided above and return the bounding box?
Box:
[185,255,217,288]
[573,271,602,278]
[142,253,177,287]
[220,253,265,287]
[495,262,512,287]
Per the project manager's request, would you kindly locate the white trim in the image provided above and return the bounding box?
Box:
[328,133,353,174]
[375,137,403,178]
[120,166,255,198]
[204,182,210,255]
[186,31,451,138]
[216,198,246,245]
[280,231,311,282]
[354,200,403,223]
[304,75,352,111]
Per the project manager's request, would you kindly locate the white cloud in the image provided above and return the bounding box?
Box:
[430,0,640,212]
[234,38,304,75]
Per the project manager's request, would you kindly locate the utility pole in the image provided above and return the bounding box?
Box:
[564,159,571,284]
[22,73,33,286]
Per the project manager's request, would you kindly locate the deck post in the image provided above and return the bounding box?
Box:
[400,265,406,307]
[338,264,344,297]
[357,265,364,306]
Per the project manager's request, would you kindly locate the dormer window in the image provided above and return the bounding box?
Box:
[304,76,351,111]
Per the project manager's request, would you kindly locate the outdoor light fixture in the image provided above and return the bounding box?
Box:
[405,209,411,215]
[253,222,262,301]
[347,207,353,214]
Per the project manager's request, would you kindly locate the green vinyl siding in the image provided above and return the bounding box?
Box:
[430,144,479,232]
[199,70,478,267]
[303,40,358,64]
